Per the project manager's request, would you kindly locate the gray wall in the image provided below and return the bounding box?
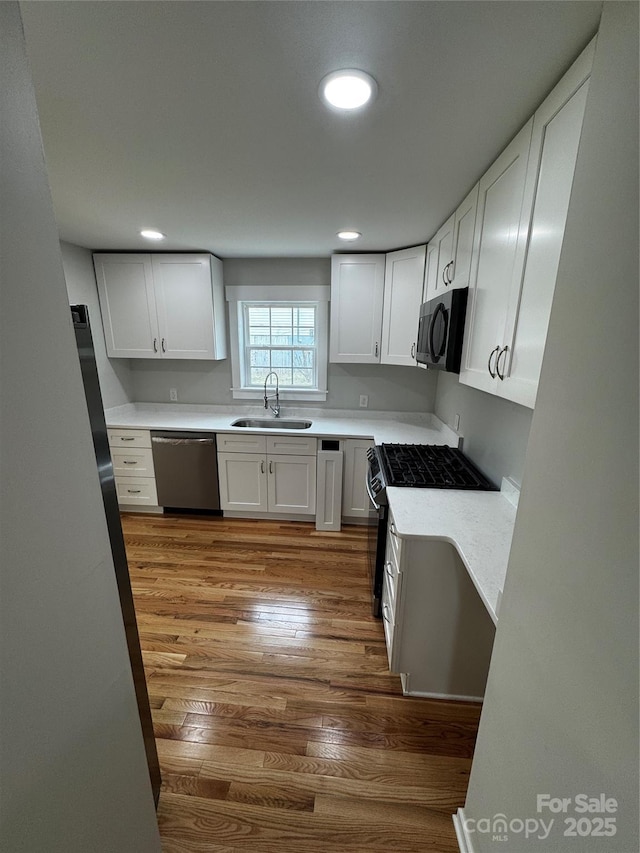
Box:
[461,4,639,850]
[61,240,134,408]
[0,5,160,851]
[434,372,533,487]
[129,257,439,411]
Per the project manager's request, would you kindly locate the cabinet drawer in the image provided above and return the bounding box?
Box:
[387,515,402,564]
[108,428,152,449]
[381,574,399,671]
[217,432,267,454]
[111,447,155,478]
[383,549,400,611]
[266,435,317,456]
[115,476,158,506]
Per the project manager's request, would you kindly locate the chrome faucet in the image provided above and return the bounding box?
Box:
[263,371,280,417]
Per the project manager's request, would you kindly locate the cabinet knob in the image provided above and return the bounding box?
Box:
[488,345,500,378]
[375,342,379,357]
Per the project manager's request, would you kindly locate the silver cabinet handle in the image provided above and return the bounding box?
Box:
[127,489,141,494]
[161,338,166,353]
[496,346,509,381]
[385,561,394,580]
[123,460,137,465]
[488,345,500,378]
[410,342,415,358]
[260,460,265,474]
[269,460,273,474]
[375,342,379,357]
[120,436,135,441]
[153,338,158,353]
[389,521,397,537]
[382,603,392,624]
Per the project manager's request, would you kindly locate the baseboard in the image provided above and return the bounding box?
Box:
[119,504,164,514]
[400,673,484,702]
[222,510,314,522]
[453,808,476,853]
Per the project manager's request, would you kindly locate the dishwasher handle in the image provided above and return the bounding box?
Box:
[151,436,215,446]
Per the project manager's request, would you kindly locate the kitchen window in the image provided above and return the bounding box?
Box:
[226,285,329,401]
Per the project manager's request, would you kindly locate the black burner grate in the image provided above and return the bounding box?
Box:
[379,444,495,490]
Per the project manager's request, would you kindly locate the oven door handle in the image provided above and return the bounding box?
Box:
[365,474,381,511]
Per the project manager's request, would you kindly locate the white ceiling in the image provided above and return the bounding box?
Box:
[20,1,602,258]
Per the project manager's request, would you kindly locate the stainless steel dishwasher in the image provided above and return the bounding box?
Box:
[151,432,220,511]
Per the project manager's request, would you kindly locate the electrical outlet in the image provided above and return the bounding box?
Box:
[454,413,460,431]
[359,395,368,408]
[169,388,178,402]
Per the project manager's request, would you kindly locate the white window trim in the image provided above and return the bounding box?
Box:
[226,285,329,402]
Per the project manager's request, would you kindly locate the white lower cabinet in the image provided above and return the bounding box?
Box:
[107,428,159,509]
[217,433,317,516]
[341,438,375,522]
[382,511,495,700]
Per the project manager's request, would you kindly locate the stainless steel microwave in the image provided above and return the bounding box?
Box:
[416,288,468,373]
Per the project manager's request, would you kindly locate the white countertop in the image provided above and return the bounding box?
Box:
[104,403,460,446]
[387,487,517,624]
[106,402,515,624]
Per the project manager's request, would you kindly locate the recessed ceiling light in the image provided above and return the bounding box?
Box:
[320,70,377,111]
[140,229,165,241]
[337,230,362,241]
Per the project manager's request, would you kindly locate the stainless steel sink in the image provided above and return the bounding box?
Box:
[231,418,312,430]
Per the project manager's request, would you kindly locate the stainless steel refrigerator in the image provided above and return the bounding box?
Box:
[71,304,161,806]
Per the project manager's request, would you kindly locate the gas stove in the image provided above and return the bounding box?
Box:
[366,443,496,504]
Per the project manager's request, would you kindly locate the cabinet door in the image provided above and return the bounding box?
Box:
[217,452,268,511]
[94,254,159,358]
[152,254,217,359]
[432,216,455,301]
[342,438,375,519]
[380,245,426,366]
[450,184,479,290]
[267,455,316,515]
[329,255,385,363]
[499,46,592,408]
[459,119,534,395]
[422,240,439,304]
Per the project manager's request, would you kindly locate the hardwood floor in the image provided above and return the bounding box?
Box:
[122,513,480,852]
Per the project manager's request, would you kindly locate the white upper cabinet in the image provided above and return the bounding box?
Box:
[424,216,454,303]
[329,254,385,363]
[380,245,426,366]
[459,40,593,406]
[93,254,158,358]
[423,185,478,304]
[94,252,227,360]
[499,46,593,407]
[459,119,534,396]
[450,183,479,291]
